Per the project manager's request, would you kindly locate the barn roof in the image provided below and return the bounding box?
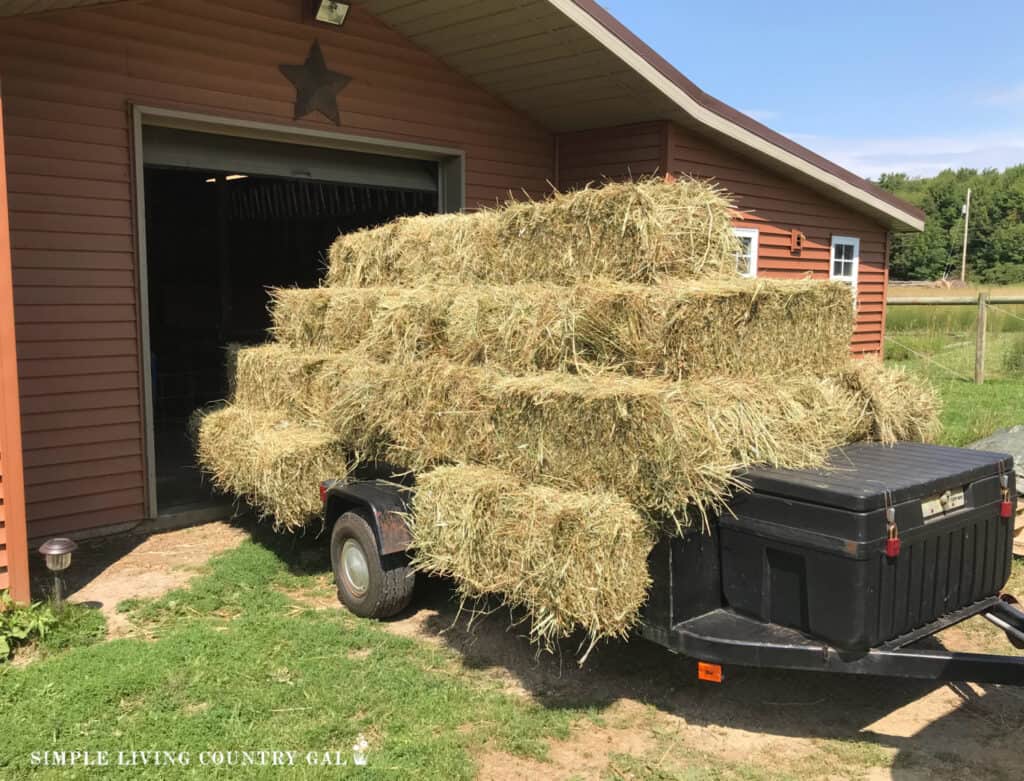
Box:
[0,0,925,231]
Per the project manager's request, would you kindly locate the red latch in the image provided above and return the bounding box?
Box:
[1000,474,1014,520]
[319,482,328,505]
[885,529,902,558]
[885,507,901,559]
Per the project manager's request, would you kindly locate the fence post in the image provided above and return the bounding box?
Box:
[975,292,989,384]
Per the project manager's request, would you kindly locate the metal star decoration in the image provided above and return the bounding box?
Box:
[279,40,351,126]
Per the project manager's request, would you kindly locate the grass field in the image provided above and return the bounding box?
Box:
[0,538,583,779]
[886,284,1024,444]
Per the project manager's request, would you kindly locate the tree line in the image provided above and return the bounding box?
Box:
[877,166,1024,284]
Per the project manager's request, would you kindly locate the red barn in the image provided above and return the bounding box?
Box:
[0,0,923,600]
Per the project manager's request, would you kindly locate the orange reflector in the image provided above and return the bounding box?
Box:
[697,662,723,683]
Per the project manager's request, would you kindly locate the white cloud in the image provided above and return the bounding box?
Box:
[787,131,1024,178]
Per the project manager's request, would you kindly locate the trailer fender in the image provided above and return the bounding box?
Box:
[322,480,413,556]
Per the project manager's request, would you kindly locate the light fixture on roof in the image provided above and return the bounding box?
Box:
[314,1,350,26]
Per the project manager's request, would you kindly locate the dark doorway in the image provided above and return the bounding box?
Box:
[144,165,438,512]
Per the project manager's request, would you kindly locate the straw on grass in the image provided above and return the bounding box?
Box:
[410,464,654,657]
[326,177,741,287]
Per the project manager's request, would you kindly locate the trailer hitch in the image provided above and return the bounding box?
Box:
[648,597,1024,685]
[983,595,1024,650]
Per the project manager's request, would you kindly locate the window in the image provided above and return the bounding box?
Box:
[830,235,859,284]
[733,228,759,278]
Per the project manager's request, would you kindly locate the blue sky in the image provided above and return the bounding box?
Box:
[599,0,1024,179]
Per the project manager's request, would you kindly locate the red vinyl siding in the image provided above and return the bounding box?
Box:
[0,0,554,538]
[558,121,890,355]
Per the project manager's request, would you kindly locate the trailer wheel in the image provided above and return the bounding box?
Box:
[330,510,415,619]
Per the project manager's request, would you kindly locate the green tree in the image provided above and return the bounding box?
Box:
[877,166,1024,283]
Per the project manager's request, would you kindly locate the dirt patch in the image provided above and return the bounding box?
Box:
[278,581,338,612]
[67,522,248,637]
[380,577,1024,780]
[477,701,657,781]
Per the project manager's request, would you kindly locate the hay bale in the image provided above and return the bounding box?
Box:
[411,465,654,654]
[230,345,878,527]
[326,178,740,287]
[267,279,854,378]
[446,278,854,378]
[196,405,351,530]
[231,345,330,413]
[364,363,868,527]
[842,359,942,444]
[269,287,332,346]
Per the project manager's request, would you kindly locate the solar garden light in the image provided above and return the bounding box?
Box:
[38,538,77,609]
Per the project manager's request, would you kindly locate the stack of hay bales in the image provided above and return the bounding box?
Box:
[197,177,940,655]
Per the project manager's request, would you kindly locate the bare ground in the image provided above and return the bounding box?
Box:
[56,523,1024,780]
[59,521,250,637]
[382,579,1024,780]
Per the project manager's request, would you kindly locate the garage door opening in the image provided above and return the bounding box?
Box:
[142,128,440,514]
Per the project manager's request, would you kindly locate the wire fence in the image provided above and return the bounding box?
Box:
[886,293,1024,384]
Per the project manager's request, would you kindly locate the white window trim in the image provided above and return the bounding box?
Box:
[830,235,860,304]
[733,227,759,278]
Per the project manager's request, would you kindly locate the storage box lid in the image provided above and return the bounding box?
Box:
[740,443,1013,512]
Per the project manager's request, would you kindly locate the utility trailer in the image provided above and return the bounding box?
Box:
[320,443,1024,685]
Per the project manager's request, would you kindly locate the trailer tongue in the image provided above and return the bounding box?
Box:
[643,443,1023,684]
[323,442,1023,684]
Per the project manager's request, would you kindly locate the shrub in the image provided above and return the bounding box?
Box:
[0,592,57,659]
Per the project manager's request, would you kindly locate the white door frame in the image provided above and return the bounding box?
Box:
[131,105,466,519]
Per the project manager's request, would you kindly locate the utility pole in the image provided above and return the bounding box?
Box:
[960,187,972,283]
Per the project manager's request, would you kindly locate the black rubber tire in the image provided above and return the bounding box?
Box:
[330,510,415,619]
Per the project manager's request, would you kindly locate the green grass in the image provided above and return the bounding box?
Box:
[927,377,1024,446]
[0,539,580,779]
[886,284,1024,336]
[885,289,1024,445]
[885,285,1024,385]
[886,331,1023,447]
[886,302,1024,335]
[885,344,1023,448]
[35,602,108,656]
[885,329,1023,383]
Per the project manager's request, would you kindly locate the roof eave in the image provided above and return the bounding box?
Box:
[555,0,926,233]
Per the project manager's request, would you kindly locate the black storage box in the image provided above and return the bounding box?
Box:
[719,443,1017,651]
